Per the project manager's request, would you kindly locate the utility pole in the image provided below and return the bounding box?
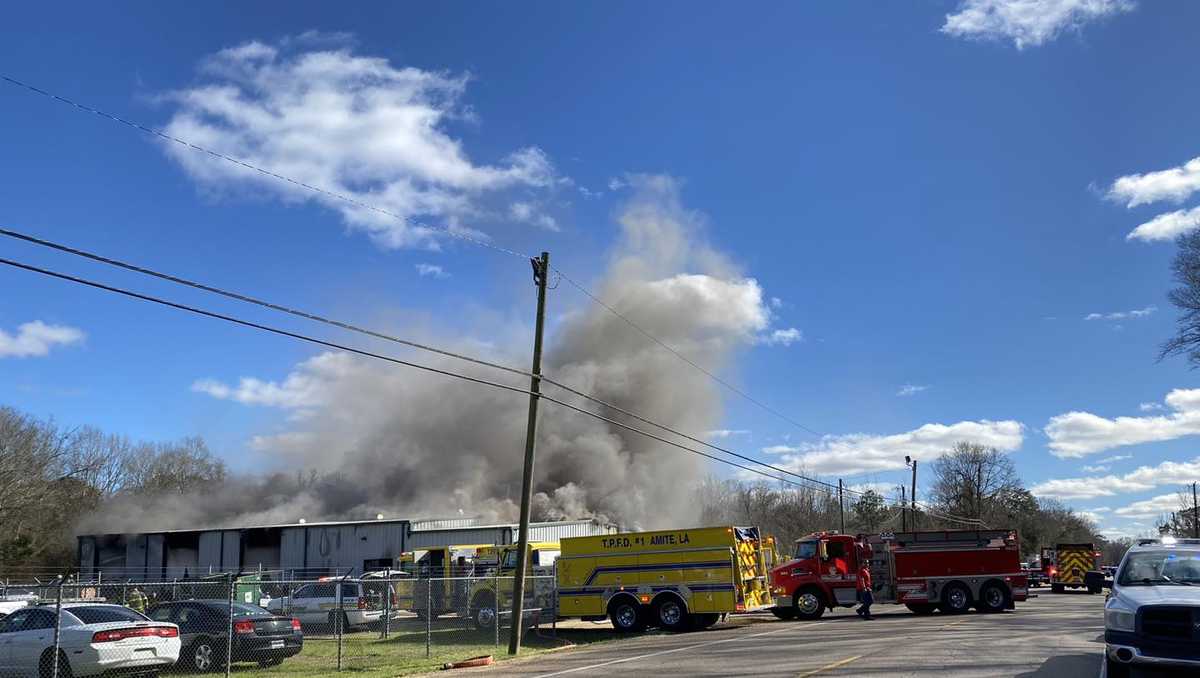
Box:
[901,486,907,532]
[1193,482,1198,539]
[838,479,845,533]
[910,459,918,530]
[508,252,549,656]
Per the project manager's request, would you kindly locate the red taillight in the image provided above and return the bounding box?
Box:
[1049,567,1057,576]
[357,596,368,610]
[234,620,255,635]
[92,626,178,643]
[291,618,301,631]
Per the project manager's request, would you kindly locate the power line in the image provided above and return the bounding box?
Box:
[0,226,848,496]
[1,74,830,445]
[0,256,833,494]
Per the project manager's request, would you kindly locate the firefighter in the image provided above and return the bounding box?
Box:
[127,585,148,614]
[855,564,873,620]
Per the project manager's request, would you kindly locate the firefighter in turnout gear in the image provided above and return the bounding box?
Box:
[127,585,147,614]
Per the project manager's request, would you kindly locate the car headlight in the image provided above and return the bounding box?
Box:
[1105,608,1135,632]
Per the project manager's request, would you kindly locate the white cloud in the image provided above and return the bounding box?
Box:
[607,177,626,191]
[1114,493,1181,519]
[415,263,449,279]
[192,351,357,409]
[1045,388,1200,457]
[1126,206,1200,242]
[897,384,930,397]
[763,420,1024,476]
[0,321,85,358]
[769,297,783,309]
[1082,464,1110,473]
[1098,454,1132,464]
[848,482,898,497]
[1083,305,1156,321]
[249,431,315,453]
[161,37,559,249]
[1109,156,1200,208]
[1139,402,1164,412]
[1031,456,1200,499]
[941,0,1134,49]
[705,429,750,440]
[759,327,803,347]
[508,201,559,231]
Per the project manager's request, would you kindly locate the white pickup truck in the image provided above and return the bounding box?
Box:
[1104,537,1200,677]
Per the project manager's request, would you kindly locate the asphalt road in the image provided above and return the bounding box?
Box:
[463,590,1183,677]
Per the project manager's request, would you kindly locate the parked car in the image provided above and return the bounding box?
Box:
[265,579,394,630]
[1104,537,1200,677]
[0,603,179,677]
[146,600,302,672]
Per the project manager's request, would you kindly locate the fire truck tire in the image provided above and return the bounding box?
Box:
[1105,656,1131,678]
[937,583,972,614]
[653,595,689,631]
[687,613,720,630]
[609,597,646,633]
[1050,583,1065,594]
[904,603,936,615]
[470,593,497,631]
[793,588,826,620]
[976,582,1010,613]
[770,607,798,620]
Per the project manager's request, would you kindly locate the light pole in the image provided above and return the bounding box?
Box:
[905,456,917,530]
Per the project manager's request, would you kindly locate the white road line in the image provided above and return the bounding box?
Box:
[529,624,802,678]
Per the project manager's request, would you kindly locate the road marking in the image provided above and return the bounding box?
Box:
[939,617,972,630]
[529,624,800,677]
[796,654,863,677]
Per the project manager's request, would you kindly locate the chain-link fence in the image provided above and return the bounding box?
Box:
[0,573,559,677]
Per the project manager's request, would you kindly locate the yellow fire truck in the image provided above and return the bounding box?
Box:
[465,541,561,630]
[556,525,774,631]
[1047,543,1104,594]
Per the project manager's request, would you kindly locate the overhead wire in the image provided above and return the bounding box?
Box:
[0,256,836,495]
[0,226,849,496]
[0,73,829,444]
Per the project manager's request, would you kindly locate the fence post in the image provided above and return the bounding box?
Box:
[494,571,499,648]
[336,575,346,672]
[384,575,392,639]
[225,573,234,678]
[425,576,431,659]
[51,575,64,678]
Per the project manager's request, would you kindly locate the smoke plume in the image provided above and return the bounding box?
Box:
[88,176,785,532]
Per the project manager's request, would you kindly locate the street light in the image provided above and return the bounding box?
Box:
[905,457,917,530]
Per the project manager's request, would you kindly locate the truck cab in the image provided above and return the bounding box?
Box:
[770,532,868,620]
[1104,537,1200,677]
[466,542,560,630]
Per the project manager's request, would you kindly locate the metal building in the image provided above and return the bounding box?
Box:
[77,518,617,581]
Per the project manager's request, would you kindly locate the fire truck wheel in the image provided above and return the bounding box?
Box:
[470,593,497,631]
[1105,656,1131,678]
[609,597,646,633]
[938,583,971,614]
[687,613,720,630]
[976,582,1010,613]
[653,595,689,631]
[793,588,826,620]
[770,607,798,620]
[904,603,936,615]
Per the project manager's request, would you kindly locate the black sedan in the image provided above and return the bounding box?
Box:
[146,599,302,672]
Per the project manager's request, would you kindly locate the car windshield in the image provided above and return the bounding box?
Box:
[70,606,149,624]
[1119,550,1200,585]
[794,540,817,560]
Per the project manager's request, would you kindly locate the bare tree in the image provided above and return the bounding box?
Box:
[930,442,1022,522]
[1161,229,1200,366]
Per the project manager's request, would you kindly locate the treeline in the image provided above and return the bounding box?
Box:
[0,406,226,570]
[698,442,1125,561]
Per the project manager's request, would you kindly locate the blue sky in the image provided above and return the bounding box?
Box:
[3,1,1200,536]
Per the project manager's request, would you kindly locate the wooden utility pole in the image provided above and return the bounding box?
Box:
[838,479,845,533]
[901,486,907,532]
[508,252,549,656]
[1193,482,1198,539]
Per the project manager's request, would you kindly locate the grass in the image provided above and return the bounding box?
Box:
[170,621,622,677]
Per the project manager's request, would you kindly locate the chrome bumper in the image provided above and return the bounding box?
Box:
[1108,643,1200,669]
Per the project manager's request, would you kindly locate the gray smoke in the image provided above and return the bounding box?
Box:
[88,175,778,532]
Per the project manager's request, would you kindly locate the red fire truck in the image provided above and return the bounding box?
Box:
[769,529,1029,619]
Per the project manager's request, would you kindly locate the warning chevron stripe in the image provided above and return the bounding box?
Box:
[1055,549,1094,584]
